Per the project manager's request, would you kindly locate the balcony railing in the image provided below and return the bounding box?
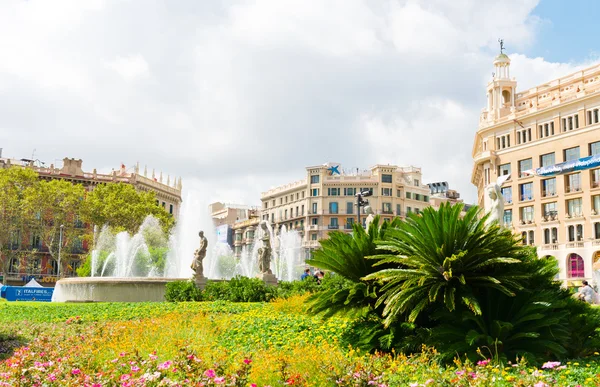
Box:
[520,194,533,201]
[565,186,582,193]
[541,244,559,250]
[541,191,557,198]
[566,241,584,248]
[327,225,340,230]
[381,210,393,214]
[344,224,353,230]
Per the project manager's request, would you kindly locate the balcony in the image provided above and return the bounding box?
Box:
[566,241,584,248]
[541,243,559,250]
[302,240,321,249]
[565,186,582,194]
[381,210,393,214]
[327,225,340,230]
[520,194,533,202]
[344,224,353,230]
[541,191,557,198]
[542,211,558,222]
[308,224,318,231]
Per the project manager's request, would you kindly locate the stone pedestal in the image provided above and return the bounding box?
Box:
[258,272,278,286]
[194,275,208,290]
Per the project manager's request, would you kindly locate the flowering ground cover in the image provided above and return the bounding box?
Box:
[1,296,600,386]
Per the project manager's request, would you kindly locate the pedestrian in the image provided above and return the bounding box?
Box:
[300,268,311,281]
[577,280,598,304]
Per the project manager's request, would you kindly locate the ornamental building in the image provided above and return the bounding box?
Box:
[471,52,600,285]
[260,162,431,259]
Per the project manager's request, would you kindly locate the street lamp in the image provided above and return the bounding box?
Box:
[58,224,64,278]
[355,190,373,227]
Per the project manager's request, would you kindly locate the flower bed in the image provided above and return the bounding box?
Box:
[1,297,599,386]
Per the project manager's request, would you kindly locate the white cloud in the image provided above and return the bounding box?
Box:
[0,0,593,208]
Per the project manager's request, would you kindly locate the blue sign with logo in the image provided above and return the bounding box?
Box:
[1,286,54,302]
[536,154,600,177]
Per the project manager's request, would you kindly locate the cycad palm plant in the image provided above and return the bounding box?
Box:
[365,203,526,326]
[306,215,401,318]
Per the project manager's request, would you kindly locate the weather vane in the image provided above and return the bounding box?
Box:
[498,38,505,54]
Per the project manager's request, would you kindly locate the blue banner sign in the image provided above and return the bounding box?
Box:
[1,286,54,302]
[536,154,600,177]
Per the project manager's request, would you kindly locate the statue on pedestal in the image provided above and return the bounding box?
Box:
[191,231,208,281]
[364,205,375,230]
[484,174,511,228]
[258,236,272,274]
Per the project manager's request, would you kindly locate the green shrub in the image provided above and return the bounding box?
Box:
[276,277,321,298]
[164,280,203,302]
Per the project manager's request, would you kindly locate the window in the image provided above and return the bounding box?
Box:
[284,209,288,219]
[423,195,429,202]
[328,188,340,196]
[311,233,318,241]
[345,218,354,230]
[381,174,392,183]
[564,146,580,162]
[528,231,535,245]
[346,202,353,214]
[396,204,402,215]
[406,192,412,199]
[503,209,512,225]
[498,163,511,177]
[595,109,600,124]
[344,187,356,196]
[496,134,510,149]
[567,225,583,242]
[518,158,532,178]
[520,206,534,223]
[552,227,558,243]
[329,202,338,214]
[311,188,319,197]
[169,204,173,215]
[567,198,583,217]
[415,194,422,201]
[590,141,600,156]
[311,203,317,214]
[595,222,600,239]
[568,254,585,278]
[541,178,556,197]
[407,207,412,213]
[543,202,557,218]
[310,175,320,184]
[382,202,392,214]
[301,205,304,215]
[381,188,392,196]
[593,195,600,213]
[501,187,512,203]
[271,213,274,223]
[329,218,339,229]
[566,173,581,193]
[397,189,402,197]
[540,153,555,168]
[519,183,533,201]
[544,229,551,244]
[518,128,532,143]
[9,258,19,274]
[592,169,600,188]
[521,231,528,245]
[30,233,41,249]
[311,218,318,225]
[414,179,420,186]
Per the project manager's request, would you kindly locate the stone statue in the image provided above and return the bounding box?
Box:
[257,235,272,274]
[191,230,208,277]
[484,174,511,227]
[364,205,375,230]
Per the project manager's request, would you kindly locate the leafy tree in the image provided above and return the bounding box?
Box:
[365,203,525,325]
[21,179,87,275]
[82,183,174,235]
[0,168,39,275]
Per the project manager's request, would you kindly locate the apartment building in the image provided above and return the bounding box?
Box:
[260,162,431,258]
[471,51,600,285]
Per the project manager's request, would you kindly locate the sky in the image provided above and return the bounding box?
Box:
[1,0,599,207]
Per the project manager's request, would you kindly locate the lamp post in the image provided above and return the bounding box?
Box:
[355,190,373,227]
[58,224,64,278]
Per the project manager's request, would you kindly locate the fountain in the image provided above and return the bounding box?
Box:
[52,191,306,302]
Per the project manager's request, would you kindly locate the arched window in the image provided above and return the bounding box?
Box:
[544,229,551,244]
[521,231,528,245]
[568,253,585,278]
[502,90,511,104]
[594,222,600,239]
[528,230,535,245]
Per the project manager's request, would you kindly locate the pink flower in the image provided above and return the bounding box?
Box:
[534,383,547,387]
[72,369,81,375]
[131,366,140,372]
[120,374,131,381]
[455,370,465,376]
[214,377,225,384]
[243,358,252,365]
[204,369,216,378]
[541,361,561,369]
[157,361,172,370]
[477,359,490,366]
[47,374,57,382]
[251,384,257,387]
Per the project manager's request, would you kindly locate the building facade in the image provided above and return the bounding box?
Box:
[208,202,260,255]
[0,156,182,285]
[471,53,600,285]
[427,182,472,212]
[260,162,431,258]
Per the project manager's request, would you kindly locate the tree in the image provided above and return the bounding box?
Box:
[21,179,87,275]
[365,203,525,325]
[82,183,174,235]
[0,167,39,276]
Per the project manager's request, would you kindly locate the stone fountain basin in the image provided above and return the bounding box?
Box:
[52,277,189,303]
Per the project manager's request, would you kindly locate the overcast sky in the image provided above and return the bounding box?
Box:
[1,0,599,207]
